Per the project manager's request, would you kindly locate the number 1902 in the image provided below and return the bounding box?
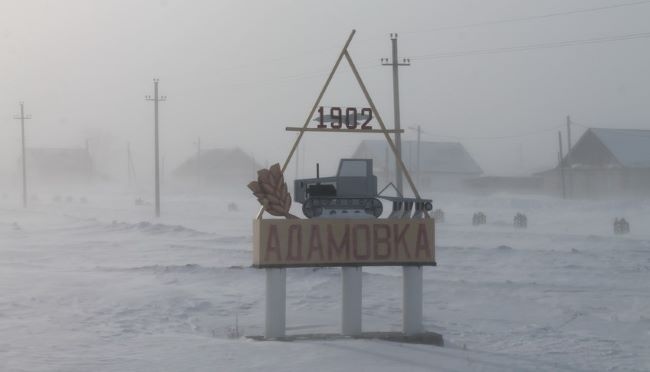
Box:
[316,106,373,130]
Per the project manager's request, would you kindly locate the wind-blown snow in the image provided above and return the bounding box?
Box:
[0,190,648,371]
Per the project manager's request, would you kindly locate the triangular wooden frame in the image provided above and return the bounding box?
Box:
[257,30,425,219]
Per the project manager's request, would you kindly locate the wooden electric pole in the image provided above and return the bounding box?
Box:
[416,125,421,189]
[145,79,166,217]
[558,131,566,199]
[127,142,137,188]
[566,115,572,156]
[566,115,572,198]
[382,33,410,195]
[13,102,31,208]
[195,137,202,188]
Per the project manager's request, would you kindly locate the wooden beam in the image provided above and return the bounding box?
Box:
[256,30,356,220]
[285,127,404,134]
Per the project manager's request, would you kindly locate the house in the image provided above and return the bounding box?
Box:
[352,140,483,192]
[536,128,650,198]
[172,147,261,189]
[26,147,94,184]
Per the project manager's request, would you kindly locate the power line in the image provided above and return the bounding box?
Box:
[221,1,650,74]
[225,63,382,88]
[226,29,650,87]
[411,31,650,60]
[189,1,650,80]
[415,124,564,141]
[402,0,650,35]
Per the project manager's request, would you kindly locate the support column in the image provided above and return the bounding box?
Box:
[265,268,286,339]
[341,266,362,336]
[403,266,423,335]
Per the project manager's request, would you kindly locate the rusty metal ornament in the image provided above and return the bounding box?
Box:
[248,163,299,219]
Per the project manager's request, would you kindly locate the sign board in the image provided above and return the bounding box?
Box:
[253,218,435,268]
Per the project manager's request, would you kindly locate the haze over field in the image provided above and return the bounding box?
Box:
[2,0,650,182]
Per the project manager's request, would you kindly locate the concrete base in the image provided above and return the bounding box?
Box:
[403,266,423,335]
[341,266,362,336]
[248,331,444,347]
[265,268,286,339]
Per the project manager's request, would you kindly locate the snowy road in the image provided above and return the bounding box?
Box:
[1,191,649,371]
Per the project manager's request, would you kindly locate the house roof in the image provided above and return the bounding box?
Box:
[27,148,92,171]
[589,128,650,168]
[173,147,261,177]
[353,140,482,175]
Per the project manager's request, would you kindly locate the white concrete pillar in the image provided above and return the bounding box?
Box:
[265,268,286,339]
[341,266,362,336]
[403,265,423,335]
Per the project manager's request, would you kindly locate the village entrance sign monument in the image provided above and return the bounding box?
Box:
[248,30,437,341]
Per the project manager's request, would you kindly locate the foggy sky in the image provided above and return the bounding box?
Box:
[1,0,649,185]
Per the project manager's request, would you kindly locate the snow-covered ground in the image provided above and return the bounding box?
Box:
[1,189,649,371]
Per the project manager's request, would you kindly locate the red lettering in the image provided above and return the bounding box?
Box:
[415,223,432,259]
[394,224,411,259]
[265,224,282,262]
[327,225,350,260]
[286,224,303,261]
[307,225,324,261]
[352,224,371,260]
[372,224,391,260]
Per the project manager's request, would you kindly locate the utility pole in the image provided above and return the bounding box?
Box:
[145,79,166,217]
[127,142,137,188]
[558,131,566,199]
[381,33,410,195]
[297,144,300,179]
[566,115,572,198]
[566,115,572,157]
[295,140,300,180]
[162,155,166,187]
[195,137,202,188]
[13,102,31,208]
[416,125,421,189]
[383,36,419,336]
[85,139,94,183]
[384,147,391,185]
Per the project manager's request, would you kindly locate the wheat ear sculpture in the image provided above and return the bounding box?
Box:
[248,163,299,219]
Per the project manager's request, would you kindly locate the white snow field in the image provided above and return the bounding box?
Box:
[1,189,649,371]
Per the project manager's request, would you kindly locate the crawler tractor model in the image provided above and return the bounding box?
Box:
[294,159,432,219]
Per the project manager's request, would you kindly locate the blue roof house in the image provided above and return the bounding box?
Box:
[536,128,650,198]
[352,140,482,193]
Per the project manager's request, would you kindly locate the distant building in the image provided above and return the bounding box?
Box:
[172,147,260,188]
[352,140,482,192]
[26,147,94,184]
[536,128,650,198]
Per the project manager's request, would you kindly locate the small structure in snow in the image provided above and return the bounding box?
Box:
[614,218,630,235]
[472,212,486,226]
[514,213,528,228]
